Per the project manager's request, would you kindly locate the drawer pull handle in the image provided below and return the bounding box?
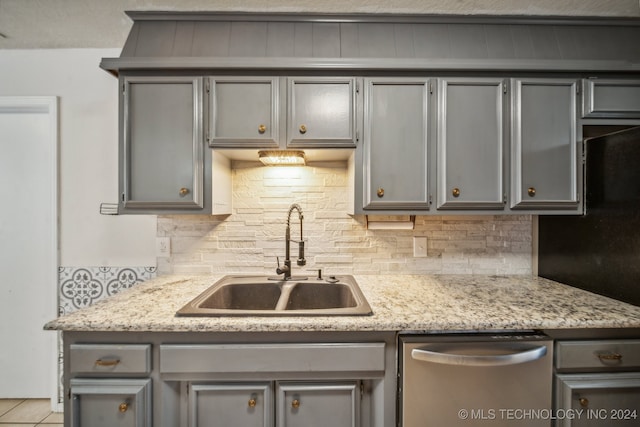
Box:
[292,399,301,409]
[95,358,120,367]
[377,187,384,198]
[119,402,129,413]
[248,398,257,408]
[597,352,623,361]
[258,124,267,134]
[299,125,307,134]
[528,187,536,197]
[179,187,190,197]
[452,187,461,198]
[579,397,589,408]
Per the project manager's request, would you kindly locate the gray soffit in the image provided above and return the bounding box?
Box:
[100,12,640,74]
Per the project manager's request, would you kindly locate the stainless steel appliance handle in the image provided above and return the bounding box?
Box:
[411,342,547,367]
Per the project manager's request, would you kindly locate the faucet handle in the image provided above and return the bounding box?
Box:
[275,256,289,275]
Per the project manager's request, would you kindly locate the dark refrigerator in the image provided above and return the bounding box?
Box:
[538,126,640,307]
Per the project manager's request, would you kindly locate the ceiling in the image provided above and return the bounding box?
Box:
[1,0,639,50]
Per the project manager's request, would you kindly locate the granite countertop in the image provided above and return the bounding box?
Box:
[44,274,640,333]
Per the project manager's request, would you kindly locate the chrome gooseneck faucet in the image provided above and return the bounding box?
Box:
[276,203,306,280]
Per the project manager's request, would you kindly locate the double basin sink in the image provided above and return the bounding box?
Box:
[176,275,372,316]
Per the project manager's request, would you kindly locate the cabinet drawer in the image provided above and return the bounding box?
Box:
[160,343,384,374]
[70,344,152,375]
[556,340,640,371]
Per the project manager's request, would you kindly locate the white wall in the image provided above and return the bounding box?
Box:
[0,49,157,266]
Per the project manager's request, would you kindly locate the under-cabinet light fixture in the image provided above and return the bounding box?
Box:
[258,150,306,166]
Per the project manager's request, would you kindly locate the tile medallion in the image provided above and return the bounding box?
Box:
[58,266,156,315]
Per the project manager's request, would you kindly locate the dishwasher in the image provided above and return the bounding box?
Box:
[399,333,553,426]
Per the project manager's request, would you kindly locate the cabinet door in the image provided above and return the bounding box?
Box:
[362,78,430,210]
[583,79,640,118]
[209,77,280,147]
[511,79,579,210]
[70,378,151,427]
[121,76,204,211]
[287,77,357,147]
[189,382,272,427]
[437,78,505,210]
[555,373,640,427]
[277,381,359,427]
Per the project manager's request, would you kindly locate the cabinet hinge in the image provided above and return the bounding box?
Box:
[576,83,580,95]
[429,82,434,94]
[121,192,125,203]
[503,82,508,95]
[122,83,126,94]
[205,79,211,94]
[429,194,433,205]
[355,81,360,94]
[360,381,364,400]
[356,130,360,142]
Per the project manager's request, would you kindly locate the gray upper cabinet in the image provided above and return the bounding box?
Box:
[208,77,281,147]
[436,78,506,210]
[121,75,205,212]
[582,79,640,119]
[510,78,579,210]
[287,77,357,148]
[362,78,430,211]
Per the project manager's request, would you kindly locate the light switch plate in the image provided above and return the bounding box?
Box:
[413,236,428,257]
[156,237,171,257]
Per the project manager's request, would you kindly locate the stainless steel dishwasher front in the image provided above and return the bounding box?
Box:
[399,333,553,427]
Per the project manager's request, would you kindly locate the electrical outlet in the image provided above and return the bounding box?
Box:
[413,236,428,257]
[156,237,171,257]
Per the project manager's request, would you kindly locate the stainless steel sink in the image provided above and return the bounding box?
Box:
[176,275,372,316]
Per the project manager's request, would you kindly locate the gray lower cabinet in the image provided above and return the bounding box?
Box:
[120,75,206,213]
[208,77,281,148]
[161,343,384,427]
[554,339,640,426]
[188,381,359,427]
[277,381,359,427]
[582,79,640,118]
[70,378,152,427]
[510,78,580,210]
[436,78,506,210]
[361,78,430,211]
[189,382,273,427]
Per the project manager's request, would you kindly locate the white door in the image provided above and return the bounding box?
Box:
[0,97,58,399]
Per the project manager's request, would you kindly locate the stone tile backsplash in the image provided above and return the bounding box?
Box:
[157,161,532,276]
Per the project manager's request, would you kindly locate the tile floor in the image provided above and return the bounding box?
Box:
[0,399,62,426]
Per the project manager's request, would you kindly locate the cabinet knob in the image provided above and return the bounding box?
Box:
[299,125,307,134]
[179,187,190,197]
[579,397,589,408]
[258,124,267,134]
[452,187,461,198]
[248,398,257,408]
[377,188,385,198]
[292,399,301,409]
[527,187,536,197]
[119,402,129,413]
